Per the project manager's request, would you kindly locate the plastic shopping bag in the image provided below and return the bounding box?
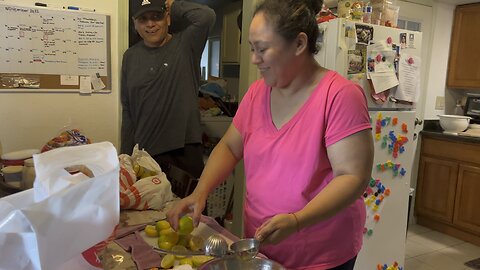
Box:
[0,142,120,270]
[119,145,174,210]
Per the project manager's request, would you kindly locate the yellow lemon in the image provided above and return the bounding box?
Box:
[171,245,188,259]
[159,227,174,236]
[156,220,171,232]
[177,234,191,247]
[178,216,194,235]
[133,164,140,175]
[179,257,193,266]
[136,165,144,178]
[192,255,214,267]
[160,254,175,269]
[158,240,175,251]
[144,225,158,237]
[140,169,156,179]
[188,235,204,251]
[159,230,179,245]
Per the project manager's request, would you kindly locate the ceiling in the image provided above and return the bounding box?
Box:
[187,0,240,8]
[191,0,478,9]
[437,0,479,4]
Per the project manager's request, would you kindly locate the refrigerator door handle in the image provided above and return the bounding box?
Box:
[414,118,423,127]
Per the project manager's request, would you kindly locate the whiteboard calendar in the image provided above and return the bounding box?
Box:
[0,4,109,77]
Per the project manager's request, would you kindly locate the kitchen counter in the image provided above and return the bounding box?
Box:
[416,123,480,246]
[200,115,232,139]
[420,120,480,144]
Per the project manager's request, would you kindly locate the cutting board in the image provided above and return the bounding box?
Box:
[458,128,480,138]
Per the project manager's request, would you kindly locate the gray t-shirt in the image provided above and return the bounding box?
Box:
[121,1,215,155]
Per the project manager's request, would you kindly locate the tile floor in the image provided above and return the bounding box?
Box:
[406,224,480,270]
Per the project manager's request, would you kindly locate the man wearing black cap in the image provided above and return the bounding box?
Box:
[121,0,215,178]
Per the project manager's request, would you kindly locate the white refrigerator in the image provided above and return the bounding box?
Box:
[315,18,422,270]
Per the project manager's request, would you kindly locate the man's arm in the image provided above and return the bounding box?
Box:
[120,56,135,155]
[169,0,215,57]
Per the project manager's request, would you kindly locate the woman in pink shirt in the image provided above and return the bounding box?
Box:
[168,0,374,269]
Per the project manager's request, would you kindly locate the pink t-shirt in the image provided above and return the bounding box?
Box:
[233,71,371,270]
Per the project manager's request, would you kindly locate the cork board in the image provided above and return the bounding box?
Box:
[0,4,111,92]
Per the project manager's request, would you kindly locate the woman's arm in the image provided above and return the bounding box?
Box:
[255,129,373,244]
[294,129,374,230]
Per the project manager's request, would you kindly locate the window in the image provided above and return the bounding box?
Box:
[397,19,421,32]
[208,37,221,78]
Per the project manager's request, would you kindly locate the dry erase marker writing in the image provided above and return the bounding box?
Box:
[67,6,79,10]
[35,2,47,7]
[81,7,96,12]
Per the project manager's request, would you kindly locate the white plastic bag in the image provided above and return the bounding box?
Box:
[131,144,162,175]
[119,145,174,210]
[0,142,120,270]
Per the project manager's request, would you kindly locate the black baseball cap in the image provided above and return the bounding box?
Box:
[131,0,167,19]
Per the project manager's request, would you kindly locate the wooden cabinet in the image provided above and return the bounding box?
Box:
[416,157,458,223]
[454,165,480,233]
[447,3,480,89]
[416,135,480,246]
[221,3,241,63]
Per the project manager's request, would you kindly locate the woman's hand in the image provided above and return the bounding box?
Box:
[166,192,206,230]
[254,213,298,245]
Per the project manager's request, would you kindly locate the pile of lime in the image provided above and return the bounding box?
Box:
[133,163,157,179]
[144,216,214,269]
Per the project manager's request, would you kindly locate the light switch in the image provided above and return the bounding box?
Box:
[435,96,445,110]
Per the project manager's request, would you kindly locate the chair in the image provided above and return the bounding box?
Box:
[161,162,199,199]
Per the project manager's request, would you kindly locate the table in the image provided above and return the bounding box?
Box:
[98,202,239,270]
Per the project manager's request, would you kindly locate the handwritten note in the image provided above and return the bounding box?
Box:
[395,55,421,102]
[60,75,79,86]
[79,75,92,94]
[370,72,399,94]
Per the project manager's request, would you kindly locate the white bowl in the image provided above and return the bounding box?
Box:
[438,115,471,133]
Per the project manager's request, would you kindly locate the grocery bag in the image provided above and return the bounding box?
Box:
[0,141,120,270]
[119,145,174,210]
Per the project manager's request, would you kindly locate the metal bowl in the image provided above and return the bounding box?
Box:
[230,238,259,260]
[198,256,285,270]
[204,234,229,257]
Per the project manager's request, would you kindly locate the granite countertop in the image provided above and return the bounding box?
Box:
[420,120,480,143]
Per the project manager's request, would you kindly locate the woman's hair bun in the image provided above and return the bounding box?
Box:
[304,0,323,15]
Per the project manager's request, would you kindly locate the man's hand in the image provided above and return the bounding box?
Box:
[166,0,175,12]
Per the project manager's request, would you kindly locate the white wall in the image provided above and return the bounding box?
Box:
[423,2,456,119]
[0,0,128,154]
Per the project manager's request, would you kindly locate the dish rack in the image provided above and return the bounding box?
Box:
[206,174,235,221]
[163,163,235,222]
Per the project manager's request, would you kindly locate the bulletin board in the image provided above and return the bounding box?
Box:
[0,4,111,92]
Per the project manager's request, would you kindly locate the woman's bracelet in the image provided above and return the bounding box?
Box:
[290,212,300,232]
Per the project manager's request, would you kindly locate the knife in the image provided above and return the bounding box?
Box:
[153,246,205,256]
